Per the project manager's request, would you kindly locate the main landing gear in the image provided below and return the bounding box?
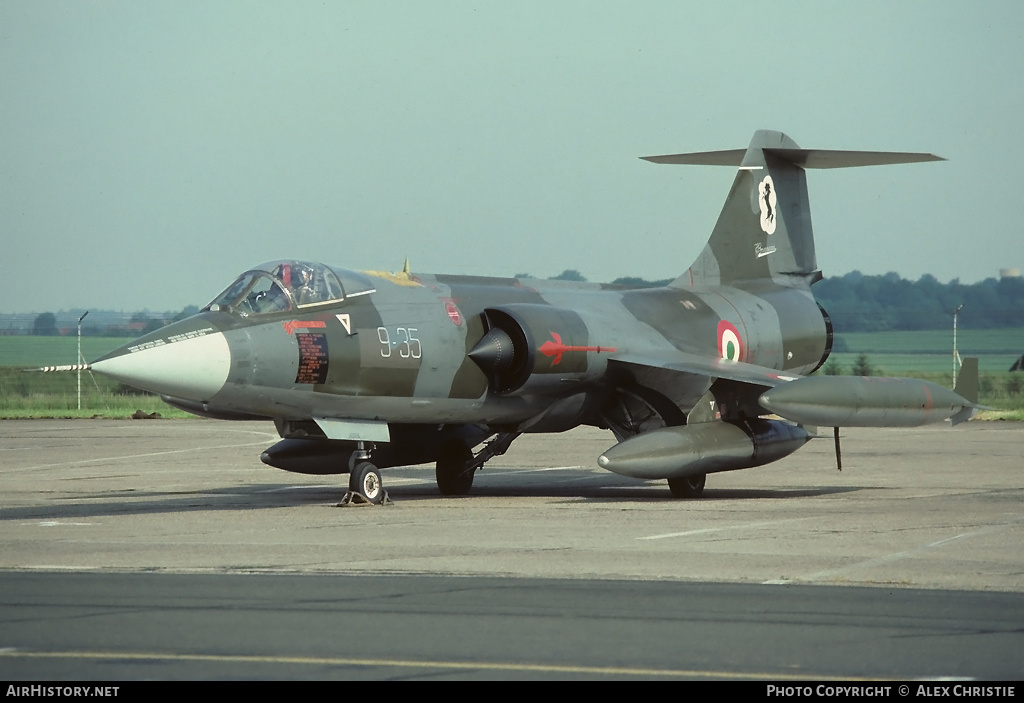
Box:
[338,432,522,504]
[435,431,520,497]
[667,473,706,499]
[436,440,475,496]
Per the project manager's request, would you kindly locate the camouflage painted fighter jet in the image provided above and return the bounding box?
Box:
[82,130,981,503]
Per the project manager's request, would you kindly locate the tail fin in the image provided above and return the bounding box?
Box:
[642,130,944,287]
[954,356,980,405]
[951,357,985,426]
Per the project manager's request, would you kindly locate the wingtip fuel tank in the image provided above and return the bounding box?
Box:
[758,376,979,428]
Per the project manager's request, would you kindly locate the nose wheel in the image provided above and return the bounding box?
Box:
[339,443,390,506]
[349,461,384,503]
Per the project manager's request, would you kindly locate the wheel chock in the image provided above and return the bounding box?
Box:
[336,489,392,507]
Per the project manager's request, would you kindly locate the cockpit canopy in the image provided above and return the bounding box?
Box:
[205,260,376,316]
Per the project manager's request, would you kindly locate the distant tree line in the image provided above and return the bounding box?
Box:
[18,270,1024,336]
[517,269,674,287]
[519,270,1024,332]
[23,307,200,337]
[813,271,1024,332]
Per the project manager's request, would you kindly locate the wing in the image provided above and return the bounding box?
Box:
[600,350,803,434]
[608,350,982,428]
[609,349,802,390]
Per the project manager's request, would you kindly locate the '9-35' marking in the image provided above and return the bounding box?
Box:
[377,326,422,359]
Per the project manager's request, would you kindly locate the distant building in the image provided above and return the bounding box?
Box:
[1000,268,1021,279]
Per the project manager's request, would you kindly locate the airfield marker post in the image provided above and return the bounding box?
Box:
[77,311,89,410]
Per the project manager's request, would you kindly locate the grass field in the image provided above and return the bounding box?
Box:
[0,364,192,418]
[828,328,1024,411]
[833,328,1024,375]
[0,336,134,368]
[0,399,193,419]
[828,352,1020,376]
[836,328,1024,355]
[0,336,195,418]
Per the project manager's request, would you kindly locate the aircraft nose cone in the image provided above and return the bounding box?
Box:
[91,326,231,402]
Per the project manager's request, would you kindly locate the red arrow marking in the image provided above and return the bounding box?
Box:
[538,331,616,366]
[283,320,327,335]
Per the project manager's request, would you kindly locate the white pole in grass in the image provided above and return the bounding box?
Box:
[77,311,89,410]
[952,304,963,388]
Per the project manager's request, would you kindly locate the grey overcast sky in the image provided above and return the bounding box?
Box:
[2,1,1021,313]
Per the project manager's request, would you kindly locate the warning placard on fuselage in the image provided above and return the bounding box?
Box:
[296,333,329,384]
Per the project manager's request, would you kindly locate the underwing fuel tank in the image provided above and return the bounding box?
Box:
[261,425,494,474]
[261,438,357,475]
[597,419,812,480]
[758,376,978,428]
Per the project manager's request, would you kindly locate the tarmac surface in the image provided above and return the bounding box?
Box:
[1,418,1022,679]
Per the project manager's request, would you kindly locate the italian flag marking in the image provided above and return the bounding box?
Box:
[718,320,743,361]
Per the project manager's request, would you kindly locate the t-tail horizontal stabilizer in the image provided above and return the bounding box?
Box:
[642,130,945,288]
[641,149,945,168]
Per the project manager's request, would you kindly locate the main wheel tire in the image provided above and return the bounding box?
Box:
[668,473,706,499]
[350,461,383,504]
[436,440,474,496]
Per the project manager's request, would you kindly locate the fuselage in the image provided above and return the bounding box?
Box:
[91,260,830,433]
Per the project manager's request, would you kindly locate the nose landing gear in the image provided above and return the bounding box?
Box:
[338,442,391,506]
